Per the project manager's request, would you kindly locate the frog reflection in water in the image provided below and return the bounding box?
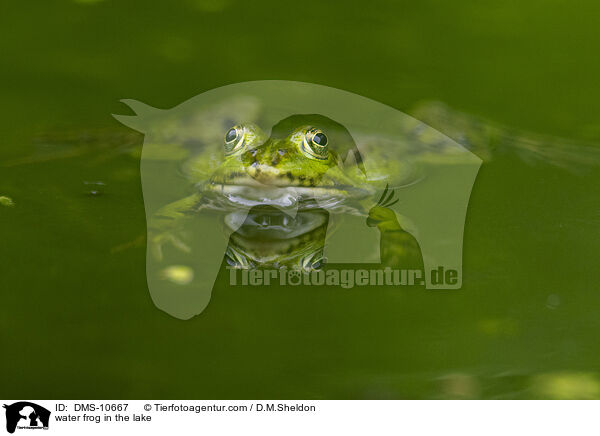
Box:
[149,114,423,272]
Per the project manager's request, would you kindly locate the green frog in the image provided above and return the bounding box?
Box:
[147,113,422,271]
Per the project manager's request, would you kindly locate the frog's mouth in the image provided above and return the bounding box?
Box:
[224,208,328,239]
[201,177,370,211]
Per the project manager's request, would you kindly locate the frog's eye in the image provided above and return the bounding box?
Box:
[301,128,329,160]
[224,125,246,156]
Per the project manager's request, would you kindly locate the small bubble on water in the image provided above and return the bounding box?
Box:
[161,265,194,285]
[0,196,15,207]
[84,181,106,196]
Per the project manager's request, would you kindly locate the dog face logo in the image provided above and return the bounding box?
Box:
[3,402,50,433]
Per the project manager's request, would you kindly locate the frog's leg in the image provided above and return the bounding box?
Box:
[366,186,424,270]
[109,194,202,256]
[147,193,203,260]
[146,193,253,319]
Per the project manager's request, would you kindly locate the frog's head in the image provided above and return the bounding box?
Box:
[200,114,371,209]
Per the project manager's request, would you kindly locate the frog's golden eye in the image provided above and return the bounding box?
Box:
[224,125,246,156]
[301,128,329,160]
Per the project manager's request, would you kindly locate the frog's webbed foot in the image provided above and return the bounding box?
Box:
[224,246,253,269]
[150,230,191,261]
[367,184,424,270]
[147,193,204,261]
[375,184,399,208]
[367,184,400,227]
[299,248,327,272]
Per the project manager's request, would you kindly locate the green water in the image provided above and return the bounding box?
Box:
[1,0,600,399]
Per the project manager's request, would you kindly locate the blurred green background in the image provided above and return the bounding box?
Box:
[1,0,599,399]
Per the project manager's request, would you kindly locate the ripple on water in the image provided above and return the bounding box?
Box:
[83,181,106,196]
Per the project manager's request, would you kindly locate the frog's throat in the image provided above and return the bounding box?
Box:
[202,182,370,211]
